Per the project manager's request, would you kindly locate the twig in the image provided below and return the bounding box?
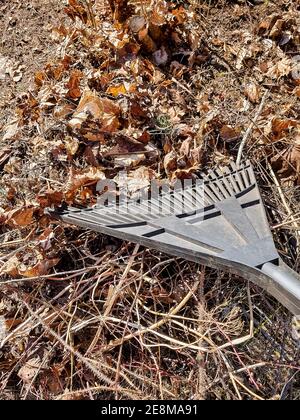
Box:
[236,91,268,166]
[267,161,300,251]
[85,244,140,355]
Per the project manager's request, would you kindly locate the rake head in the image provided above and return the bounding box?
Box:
[48,161,300,315]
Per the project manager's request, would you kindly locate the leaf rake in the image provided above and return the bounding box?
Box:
[48,161,300,315]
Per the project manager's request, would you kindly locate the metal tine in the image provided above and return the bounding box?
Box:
[133,197,165,216]
[97,202,142,219]
[208,167,235,197]
[221,169,237,196]
[117,200,156,219]
[215,168,236,196]
[203,172,226,199]
[141,191,180,215]
[207,170,217,181]
[208,169,219,182]
[230,160,237,172]
[214,179,230,199]
[209,170,231,198]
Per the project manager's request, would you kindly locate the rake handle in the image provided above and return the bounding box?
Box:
[261,262,300,315]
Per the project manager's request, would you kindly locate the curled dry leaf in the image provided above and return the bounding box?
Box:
[272,136,300,184]
[0,255,60,278]
[171,166,199,180]
[66,69,82,100]
[69,90,121,133]
[179,138,191,157]
[18,358,42,384]
[64,0,88,24]
[129,15,157,53]
[272,118,298,135]
[220,125,241,143]
[20,258,60,278]
[65,167,106,202]
[244,82,261,104]
[0,316,7,342]
[114,153,145,168]
[153,46,169,67]
[38,191,64,208]
[106,82,136,97]
[115,166,157,196]
[5,207,34,228]
[164,150,178,174]
[267,57,292,79]
[2,120,20,141]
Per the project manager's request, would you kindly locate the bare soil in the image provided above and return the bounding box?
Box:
[0,0,65,125]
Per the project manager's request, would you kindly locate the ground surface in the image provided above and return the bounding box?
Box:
[0,0,65,124]
[0,0,299,400]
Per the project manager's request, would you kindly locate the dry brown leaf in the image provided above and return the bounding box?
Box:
[34,70,47,87]
[138,28,157,53]
[115,166,156,195]
[38,191,64,208]
[171,6,187,25]
[0,254,59,278]
[179,138,191,157]
[18,358,42,383]
[171,166,199,180]
[2,120,20,141]
[19,258,60,278]
[69,90,121,133]
[108,0,134,23]
[244,82,261,104]
[64,136,79,156]
[272,118,298,135]
[107,82,136,97]
[66,69,82,99]
[272,136,300,183]
[64,0,88,23]
[5,207,34,228]
[114,154,145,168]
[65,167,106,201]
[153,46,169,66]
[164,150,178,174]
[220,125,240,143]
[107,84,127,97]
[269,18,284,38]
[267,57,292,79]
[190,146,203,166]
